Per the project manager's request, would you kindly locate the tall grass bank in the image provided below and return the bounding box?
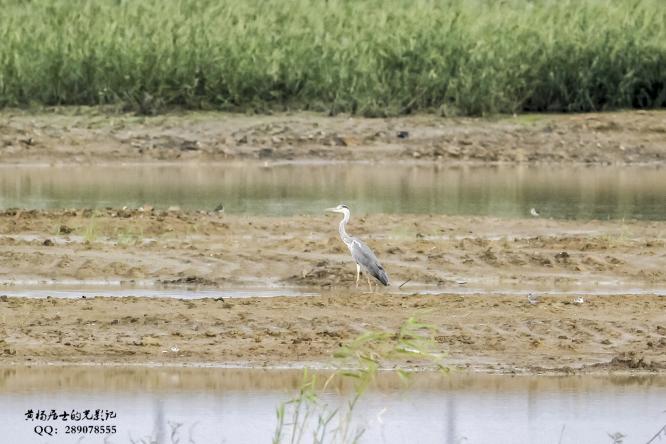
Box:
[1,0,665,115]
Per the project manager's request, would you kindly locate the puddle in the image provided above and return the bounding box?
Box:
[412,287,666,297]
[0,284,316,299]
[1,163,665,219]
[0,280,663,299]
[0,366,664,444]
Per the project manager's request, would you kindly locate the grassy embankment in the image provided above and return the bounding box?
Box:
[0,0,665,116]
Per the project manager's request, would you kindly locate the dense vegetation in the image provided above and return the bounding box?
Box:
[1,0,665,115]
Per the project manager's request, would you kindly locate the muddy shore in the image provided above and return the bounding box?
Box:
[0,209,664,373]
[1,108,665,374]
[1,109,665,164]
[1,209,664,290]
[1,294,664,374]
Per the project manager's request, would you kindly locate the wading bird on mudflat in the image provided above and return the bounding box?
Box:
[326,204,389,292]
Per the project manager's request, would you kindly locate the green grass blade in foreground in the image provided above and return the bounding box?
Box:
[272,316,448,443]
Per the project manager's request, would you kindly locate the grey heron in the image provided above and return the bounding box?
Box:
[325,204,389,291]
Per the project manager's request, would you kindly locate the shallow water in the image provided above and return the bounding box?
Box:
[0,283,664,299]
[0,284,316,299]
[1,163,665,219]
[0,366,664,444]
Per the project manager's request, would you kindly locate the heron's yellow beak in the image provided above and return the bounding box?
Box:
[325,207,338,212]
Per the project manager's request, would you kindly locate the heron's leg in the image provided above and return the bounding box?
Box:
[366,275,373,293]
[355,264,361,288]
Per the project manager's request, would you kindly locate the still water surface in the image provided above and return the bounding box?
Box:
[0,366,664,444]
[0,163,664,219]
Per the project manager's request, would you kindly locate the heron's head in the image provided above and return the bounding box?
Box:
[325,204,350,214]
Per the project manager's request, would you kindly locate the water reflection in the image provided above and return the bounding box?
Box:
[0,366,664,444]
[0,163,664,219]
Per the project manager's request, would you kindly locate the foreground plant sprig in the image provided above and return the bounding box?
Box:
[272,316,447,444]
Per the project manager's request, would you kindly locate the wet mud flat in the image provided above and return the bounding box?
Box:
[0,209,663,290]
[1,109,665,164]
[0,293,664,374]
[0,209,664,373]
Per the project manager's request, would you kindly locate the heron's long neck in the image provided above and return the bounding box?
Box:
[338,210,352,245]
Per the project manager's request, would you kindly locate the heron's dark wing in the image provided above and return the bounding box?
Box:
[350,238,389,286]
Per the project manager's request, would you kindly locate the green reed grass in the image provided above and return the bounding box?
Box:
[272,317,447,443]
[1,0,665,116]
